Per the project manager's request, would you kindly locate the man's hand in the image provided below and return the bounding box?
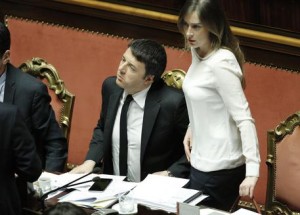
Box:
[69,160,96,174]
[239,176,258,198]
[183,127,192,162]
[153,170,171,177]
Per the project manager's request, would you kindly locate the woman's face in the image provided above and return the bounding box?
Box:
[183,11,212,57]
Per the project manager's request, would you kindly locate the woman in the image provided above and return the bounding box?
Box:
[177,0,261,211]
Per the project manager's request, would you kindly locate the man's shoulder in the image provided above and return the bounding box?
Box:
[154,81,184,98]
[13,69,41,84]
[102,76,121,92]
[103,76,117,85]
[7,64,45,89]
[148,83,185,108]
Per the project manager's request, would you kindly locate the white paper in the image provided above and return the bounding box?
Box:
[231,208,260,215]
[127,174,207,213]
[199,208,230,215]
[58,180,137,208]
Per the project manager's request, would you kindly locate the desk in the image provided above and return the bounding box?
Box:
[44,190,173,215]
[29,183,229,215]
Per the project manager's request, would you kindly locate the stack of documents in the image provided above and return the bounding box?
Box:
[127,174,208,213]
[57,174,137,209]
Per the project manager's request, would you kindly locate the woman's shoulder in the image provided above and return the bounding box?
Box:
[212,48,236,62]
[209,49,242,77]
[210,49,240,68]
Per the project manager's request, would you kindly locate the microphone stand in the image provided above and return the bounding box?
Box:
[40,167,101,211]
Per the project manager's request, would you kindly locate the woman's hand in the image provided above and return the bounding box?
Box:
[183,127,192,162]
[239,176,258,198]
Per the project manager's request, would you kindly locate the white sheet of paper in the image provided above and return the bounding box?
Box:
[58,180,137,208]
[231,208,260,215]
[127,174,206,213]
[199,208,230,215]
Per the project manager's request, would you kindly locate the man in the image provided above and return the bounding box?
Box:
[0,103,42,215]
[0,21,67,206]
[0,21,67,172]
[71,39,189,182]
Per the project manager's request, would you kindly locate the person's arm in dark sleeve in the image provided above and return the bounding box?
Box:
[13,108,42,182]
[32,83,67,172]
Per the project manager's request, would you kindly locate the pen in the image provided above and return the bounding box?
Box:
[183,191,203,203]
[92,190,132,204]
[92,196,117,204]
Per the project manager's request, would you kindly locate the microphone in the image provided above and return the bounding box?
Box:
[67,176,101,187]
[40,167,101,201]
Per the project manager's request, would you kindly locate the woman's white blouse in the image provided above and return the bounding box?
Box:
[182,48,260,177]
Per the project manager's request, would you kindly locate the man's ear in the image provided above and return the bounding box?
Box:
[2,50,10,64]
[144,75,154,84]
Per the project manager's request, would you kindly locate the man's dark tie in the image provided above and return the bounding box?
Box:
[119,95,133,176]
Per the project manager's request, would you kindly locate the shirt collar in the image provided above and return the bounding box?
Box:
[122,85,151,109]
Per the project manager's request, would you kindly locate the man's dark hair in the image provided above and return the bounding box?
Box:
[0,22,10,58]
[128,39,167,82]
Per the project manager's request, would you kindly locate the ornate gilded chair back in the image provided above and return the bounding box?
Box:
[265,111,300,215]
[19,58,75,144]
[161,69,186,90]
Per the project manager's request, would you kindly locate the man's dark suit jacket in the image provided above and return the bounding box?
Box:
[4,63,67,171]
[86,76,190,180]
[0,103,42,215]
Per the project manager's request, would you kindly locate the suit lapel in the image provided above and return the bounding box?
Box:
[3,64,16,104]
[104,91,122,144]
[140,89,161,162]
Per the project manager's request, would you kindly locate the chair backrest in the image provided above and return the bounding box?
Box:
[161,69,186,90]
[265,111,300,215]
[19,57,75,144]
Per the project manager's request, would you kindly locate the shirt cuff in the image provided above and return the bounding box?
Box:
[246,163,260,177]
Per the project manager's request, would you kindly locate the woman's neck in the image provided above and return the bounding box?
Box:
[196,46,216,59]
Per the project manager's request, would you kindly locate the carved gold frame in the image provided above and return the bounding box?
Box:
[265,112,300,215]
[19,58,75,144]
[161,69,186,90]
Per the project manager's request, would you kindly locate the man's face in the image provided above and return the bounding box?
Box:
[116,48,153,95]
